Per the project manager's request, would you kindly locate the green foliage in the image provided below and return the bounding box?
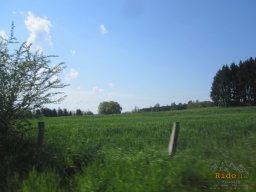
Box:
[1,107,255,191]
[211,57,256,106]
[0,24,67,138]
[139,102,190,112]
[84,110,94,115]
[20,168,63,192]
[187,100,213,109]
[76,109,83,116]
[98,101,122,114]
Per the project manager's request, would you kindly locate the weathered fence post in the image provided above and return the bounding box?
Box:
[37,122,45,150]
[168,122,180,157]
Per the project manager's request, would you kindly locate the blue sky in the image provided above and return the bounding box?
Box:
[1,0,256,113]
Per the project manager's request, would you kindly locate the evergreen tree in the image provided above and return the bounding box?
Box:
[63,108,68,116]
[41,108,52,117]
[52,108,57,117]
[211,58,256,106]
[57,108,63,116]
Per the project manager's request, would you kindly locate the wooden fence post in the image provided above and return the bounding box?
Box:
[168,122,180,157]
[37,122,45,150]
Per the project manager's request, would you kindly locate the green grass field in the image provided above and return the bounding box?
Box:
[5,107,256,191]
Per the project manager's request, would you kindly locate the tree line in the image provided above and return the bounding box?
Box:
[35,108,94,117]
[211,57,256,106]
[138,100,213,113]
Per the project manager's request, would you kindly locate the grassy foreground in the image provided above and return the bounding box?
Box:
[4,107,256,191]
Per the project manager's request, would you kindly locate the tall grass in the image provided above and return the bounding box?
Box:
[3,107,256,191]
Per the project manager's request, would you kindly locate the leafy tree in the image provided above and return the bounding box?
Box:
[132,106,139,113]
[0,24,67,139]
[84,111,94,115]
[98,101,122,114]
[139,102,187,112]
[76,109,83,116]
[187,100,213,108]
[153,103,160,112]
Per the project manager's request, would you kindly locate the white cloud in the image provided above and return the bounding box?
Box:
[0,30,7,39]
[12,10,24,15]
[24,11,52,49]
[99,24,108,35]
[92,86,104,95]
[46,85,135,113]
[68,68,79,79]
[70,49,76,55]
[54,86,105,113]
[108,83,114,88]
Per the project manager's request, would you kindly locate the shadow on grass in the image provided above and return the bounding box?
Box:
[0,135,102,192]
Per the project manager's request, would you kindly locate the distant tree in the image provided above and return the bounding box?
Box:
[63,108,68,116]
[98,101,122,114]
[170,102,177,110]
[84,111,94,115]
[76,109,83,116]
[176,103,186,110]
[0,24,67,139]
[52,108,57,117]
[35,109,41,116]
[187,100,213,108]
[57,108,63,116]
[41,108,53,117]
[132,106,139,113]
[171,102,176,107]
[154,103,160,112]
[69,111,72,116]
[139,102,186,112]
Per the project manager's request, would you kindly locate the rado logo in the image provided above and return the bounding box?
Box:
[215,172,248,179]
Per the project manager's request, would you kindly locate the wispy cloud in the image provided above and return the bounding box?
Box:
[48,86,135,113]
[99,24,108,35]
[68,68,79,79]
[0,30,7,39]
[92,86,104,95]
[108,82,114,88]
[24,11,52,50]
[12,10,24,15]
[70,49,76,55]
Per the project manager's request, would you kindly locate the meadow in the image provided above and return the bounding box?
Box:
[3,107,256,191]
